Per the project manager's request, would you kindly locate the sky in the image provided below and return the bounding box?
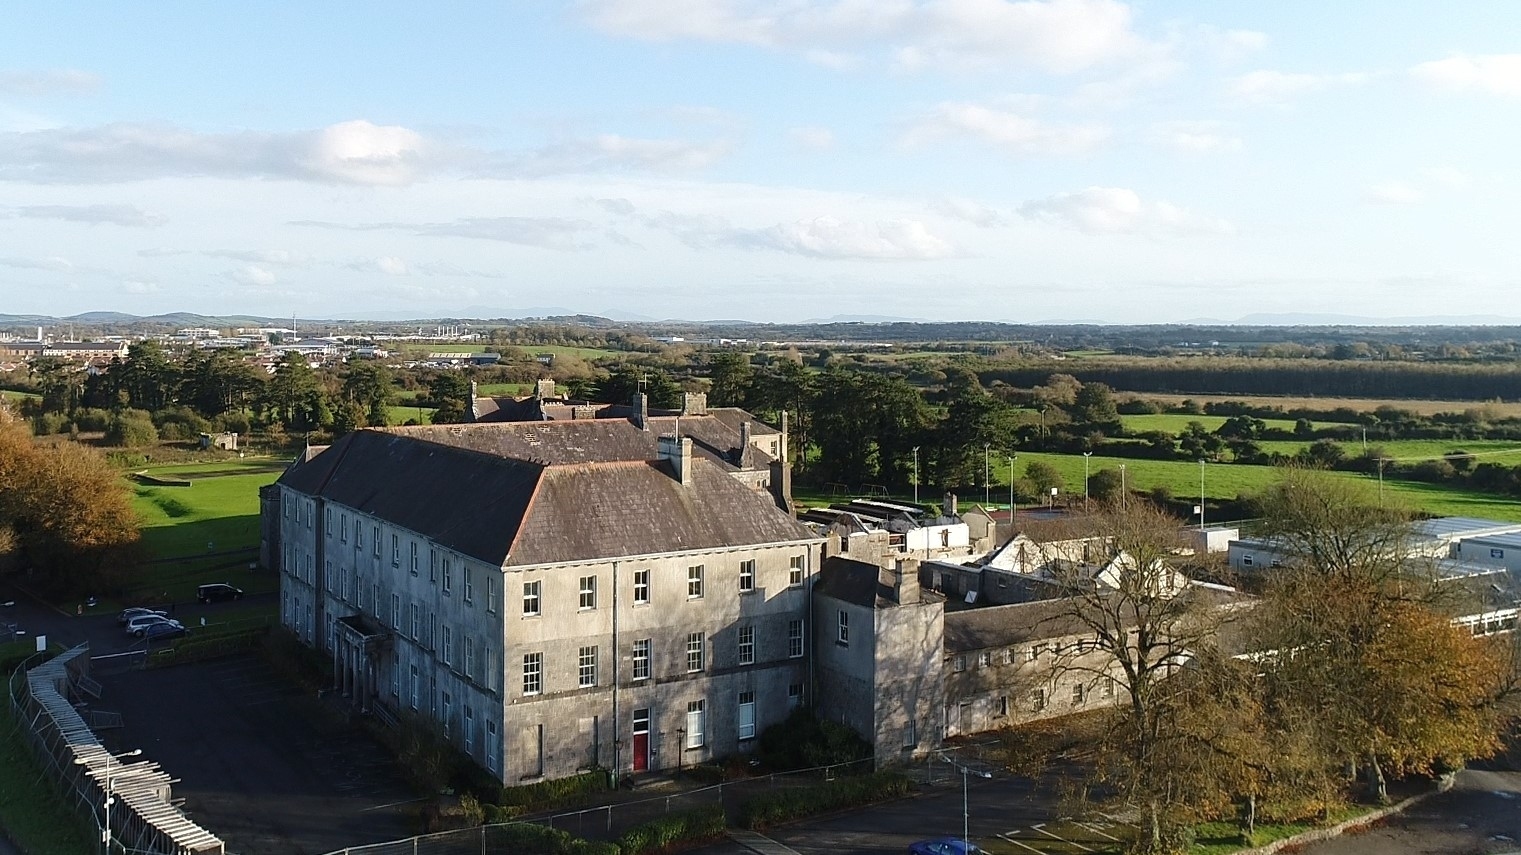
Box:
[2,1,1520,324]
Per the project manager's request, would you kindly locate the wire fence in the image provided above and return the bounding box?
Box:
[322,757,878,855]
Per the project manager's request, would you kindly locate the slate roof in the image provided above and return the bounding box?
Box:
[278,426,814,569]
[943,600,1100,651]
[814,556,942,608]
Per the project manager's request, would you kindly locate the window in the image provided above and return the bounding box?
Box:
[633,569,650,604]
[997,696,1009,717]
[579,575,596,610]
[326,507,333,535]
[486,575,498,614]
[409,542,419,576]
[578,646,598,688]
[687,565,704,599]
[685,700,705,748]
[1103,677,1117,699]
[409,665,419,709]
[632,639,651,681]
[788,619,804,658]
[391,534,400,567]
[442,625,453,665]
[788,683,804,708]
[464,637,475,679]
[390,593,400,628]
[737,691,756,740]
[429,548,438,582]
[464,566,474,604]
[522,580,541,616]
[1031,688,1047,712]
[485,648,496,691]
[1030,644,1047,661]
[686,632,705,672]
[789,555,804,587]
[443,558,453,595]
[409,603,420,640]
[1492,548,1506,559]
[339,513,348,543]
[738,625,755,665]
[441,691,452,738]
[1003,648,1014,665]
[464,706,475,755]
[977,651,991,668]
[1072,684,1086,706]
[372,525,380,557]
[903,720,918,747]
[739,559,755,592]
[284,497,291,519]
[522,653,543,695]
[355,518,362,549]
[953,655,967,672]
[837,610,849,646]
[1241,555,1254,567]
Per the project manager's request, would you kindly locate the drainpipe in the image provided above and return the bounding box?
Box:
[610,560,620,788]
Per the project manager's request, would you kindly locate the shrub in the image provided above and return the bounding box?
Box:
[498,769,610,810]
[617,805,726,855]
[480,823,619,855]
[739,772,909,829]
[756,707,871,771]
[105,409,158,447]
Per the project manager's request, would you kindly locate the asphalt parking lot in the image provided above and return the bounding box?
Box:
[1,582,421,855]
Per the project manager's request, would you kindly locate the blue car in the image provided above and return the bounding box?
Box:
[141,621,186,641]
[909,839,985,855]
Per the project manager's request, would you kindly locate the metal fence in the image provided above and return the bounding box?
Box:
[7,643,224,854]
[322,757,878,855]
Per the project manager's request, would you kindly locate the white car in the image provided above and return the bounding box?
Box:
[125,614,182,637]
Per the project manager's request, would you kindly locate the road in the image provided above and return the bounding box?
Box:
[1295,768,1521,855]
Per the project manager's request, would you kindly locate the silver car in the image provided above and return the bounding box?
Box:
[125,614,182,637]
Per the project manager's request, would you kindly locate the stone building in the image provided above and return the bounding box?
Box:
[272,417,823,784]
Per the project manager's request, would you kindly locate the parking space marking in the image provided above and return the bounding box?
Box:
[996,833,1048,854]
[1032,825,1094,851]
[1076,822,1122,842]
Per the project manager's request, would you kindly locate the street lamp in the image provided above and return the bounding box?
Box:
[1119,464,1127,510]
[938,752,993,851]
[75,748,142,853]
[912,447,920,505]
[1198,459,1206,531]
[1082,451,1092,510]
[983,443,990,507]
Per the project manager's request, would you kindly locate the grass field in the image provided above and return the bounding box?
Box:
[127,457,285,602]
[1254,437,1521,464]
[476,382,532,396]
[1120,413,1347,434]
[387,404,436,425]
[0,389,39,401]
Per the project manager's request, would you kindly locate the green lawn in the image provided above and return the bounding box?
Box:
[387,404,436,425]
[0,389,39,401]
[1254,437,1521,464]
[476,382,532,396]
[126,457,285,602]
[1121,413,1347,434]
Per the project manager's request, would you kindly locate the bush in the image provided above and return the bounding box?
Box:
[617,805,726,855]
[106,409,158,447]
[154,406,211,441]
[498,769,610,810]
[756,708,871,771]
[73,408,111,432]
[484,822,619,855]
[739,772,909,829]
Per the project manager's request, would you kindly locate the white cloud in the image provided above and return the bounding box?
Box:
[229,265,278,286]
[13,203,166,227]
[903,102,1109,155]
[733,217,957,259]
[929,196,1007,227]
[579,0,1153,74]
[0,69,100,96]
[292,216,608,251]
[1148,120,1242,153]
[1365,182,1422,206]
[121,280,160,295]
[1019,186,1231,235]
[1228,69,1369,104]
[788,126,836,151]
[0,255,73,272]
[491,134,732,177]
[375,256,409,275]
[1411,54,1521,97]
[0,119,429,185]
[1421,165,1470,189]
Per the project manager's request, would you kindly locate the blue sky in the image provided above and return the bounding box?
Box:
[2,1,1519,323]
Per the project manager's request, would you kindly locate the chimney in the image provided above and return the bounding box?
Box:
[682,392,707,416]
[779,410,789,464]
[739,421,752,465]
[535,378,556,400]
[633,392,648,430]
[658,434,693,486]
[944,492,958,517]
[894,558,921,605]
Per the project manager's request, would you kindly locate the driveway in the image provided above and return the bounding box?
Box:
[1295,768,1521,855]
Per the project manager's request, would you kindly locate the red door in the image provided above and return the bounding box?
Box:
[632,708,650,772]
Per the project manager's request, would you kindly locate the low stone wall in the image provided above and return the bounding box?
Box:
[1238,774,1458,855]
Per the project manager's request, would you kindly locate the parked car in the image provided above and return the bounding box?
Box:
[125,614,181,637]
[909,839,986,855]
[197,583,243,604]
[117,607,167,626]
[141,622,186,641]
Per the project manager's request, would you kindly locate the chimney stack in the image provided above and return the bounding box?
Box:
[944,492,957,517]
[658,434,694,486]
[682,392,707,416]
[779,410,789,464]
[739,421,752,465]
[633,392,648,430]
[894,558,921,605]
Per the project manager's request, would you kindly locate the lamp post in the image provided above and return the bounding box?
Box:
[1082,451,1092,510]
[1007,456,1015,519]
[75,748,141,853]
[938,752,993,851]
[983,443,990,507]
[1119,464,1127,510]
[912,447,920,505]
[1198,458,1206,531]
